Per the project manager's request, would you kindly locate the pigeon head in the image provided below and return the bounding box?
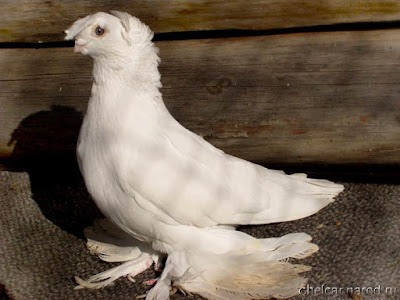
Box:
[64,11,154,58]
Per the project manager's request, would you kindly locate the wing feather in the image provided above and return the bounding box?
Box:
[124,120,270,227]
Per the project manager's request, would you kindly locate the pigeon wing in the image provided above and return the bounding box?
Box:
[123,118,342,228]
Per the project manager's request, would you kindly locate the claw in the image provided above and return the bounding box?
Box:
[169,287,178,296]
[179,287,187,296]
[142,278,159,286]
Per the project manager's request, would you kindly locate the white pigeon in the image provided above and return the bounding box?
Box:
[65,11,344,300]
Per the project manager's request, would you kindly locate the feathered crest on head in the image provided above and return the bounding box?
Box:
[64,14,92,40]
[64,11,154,46]
[110,11,132,46]
[110,11,154,46]
[110,11,131,32]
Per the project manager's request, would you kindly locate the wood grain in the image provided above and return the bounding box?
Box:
[1,29,400,165]
[2,0,400,42]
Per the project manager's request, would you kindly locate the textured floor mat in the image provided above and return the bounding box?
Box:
[0,171,399,300]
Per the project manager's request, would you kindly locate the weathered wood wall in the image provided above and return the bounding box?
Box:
[1,1,400,168]
[2,0,400,42]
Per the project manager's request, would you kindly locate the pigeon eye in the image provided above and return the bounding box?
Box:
[95,26,105,36]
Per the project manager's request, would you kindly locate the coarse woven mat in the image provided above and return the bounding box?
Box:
[0,170,399,300]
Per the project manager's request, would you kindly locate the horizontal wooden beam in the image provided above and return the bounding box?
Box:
[2,0,400,43]
[1,29,400,166]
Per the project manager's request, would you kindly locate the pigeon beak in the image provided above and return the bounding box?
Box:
[74,38,87,53]
[74,44,85,53]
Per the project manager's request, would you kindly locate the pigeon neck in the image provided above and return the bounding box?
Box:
[92,44,162,89]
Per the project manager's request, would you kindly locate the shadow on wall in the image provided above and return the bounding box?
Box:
[6,105,103,239]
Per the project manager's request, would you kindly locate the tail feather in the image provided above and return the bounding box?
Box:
[265,241,318,261]
[290,174,344,196]
[260,232,312,250]
[258,233,318,260]
[250,175,344,224]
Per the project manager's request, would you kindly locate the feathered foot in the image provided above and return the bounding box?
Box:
[75,253,154,289]
[76,218,165,289]
[85,218,155,262]
[144,233,320,300]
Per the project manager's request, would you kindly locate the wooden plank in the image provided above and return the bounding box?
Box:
[2,0,400,43]
[1,29,400,166]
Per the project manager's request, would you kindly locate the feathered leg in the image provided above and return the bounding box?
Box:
[144,232,319,300]
[75,253,155,289]
[75,218,164,289]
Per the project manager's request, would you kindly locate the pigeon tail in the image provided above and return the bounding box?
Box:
[146,232,318,300]
[247,173,344,225]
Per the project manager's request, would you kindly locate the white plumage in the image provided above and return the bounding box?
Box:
[65,11,344,300]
